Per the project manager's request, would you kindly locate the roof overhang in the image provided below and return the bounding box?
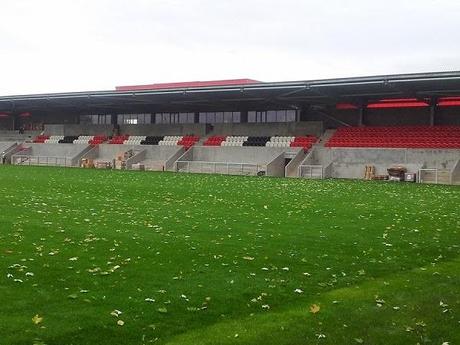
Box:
[2,71,460,113]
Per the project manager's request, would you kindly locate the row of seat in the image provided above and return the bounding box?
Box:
[204,135,317,149]
[326,126,460,148]
[33,135,108,145]
[44,135,64,144]
[33,135,50,143]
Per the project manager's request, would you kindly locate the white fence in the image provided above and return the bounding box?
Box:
[175,160,266,176]
[298,164,325,179]
[418,168,452,184]
[12,155,73,167]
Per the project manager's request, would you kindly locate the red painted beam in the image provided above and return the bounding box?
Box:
[116,79,261,91]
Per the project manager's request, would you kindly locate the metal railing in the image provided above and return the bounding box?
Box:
[175,160,266,176]
[12,155,72,167]
[298,164,324,179]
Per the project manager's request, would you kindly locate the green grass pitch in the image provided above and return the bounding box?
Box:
[0,165,459,345]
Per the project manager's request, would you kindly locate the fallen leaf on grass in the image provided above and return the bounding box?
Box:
[32,314,43,325]
[310,304,320,314]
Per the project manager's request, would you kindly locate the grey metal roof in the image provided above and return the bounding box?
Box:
[2,71,460,113]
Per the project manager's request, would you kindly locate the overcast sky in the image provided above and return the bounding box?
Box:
[1,0,460,95]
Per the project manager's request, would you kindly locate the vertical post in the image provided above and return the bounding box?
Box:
[358,106,365,127]
[194,112,200,124]
[430,98,437,126]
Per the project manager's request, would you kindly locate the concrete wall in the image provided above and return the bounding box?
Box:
[18,143,90,157]
[120,124,207,136]
[0,142,16,154]
[211,121,323,137]
[11,143,92,167]
[266,153,286,177]
[45,124,113,136]
[0,130,40,142]
[140,146,183,161]
[0,142,18,164]
[164,147,186,171]
[83,144,182,169]
[126,146,183,170]
[285,149,307,177]
[45,124,208,137]
[302,147,460,179]
[183,146,287,164]
[82,144,142,161]
[451,159,460,184]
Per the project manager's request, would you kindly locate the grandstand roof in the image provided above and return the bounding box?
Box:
[2,71,460,113]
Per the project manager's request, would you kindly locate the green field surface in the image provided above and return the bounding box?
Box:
[0,166,459,345]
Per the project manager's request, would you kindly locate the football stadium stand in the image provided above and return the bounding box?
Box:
[1,72,460,183]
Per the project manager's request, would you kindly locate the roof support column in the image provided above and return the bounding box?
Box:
[194,112,200,124]
[430,98,437,126]
[358,106,365,127]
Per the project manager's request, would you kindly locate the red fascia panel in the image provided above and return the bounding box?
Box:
[367,101,429,109]
[336,103,358,110]
[437,97,460,107]
[116,79,261,91]
[438,100,460,107]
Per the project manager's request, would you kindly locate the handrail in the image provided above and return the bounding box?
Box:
[12,155,72,167]
[176,160,265,176]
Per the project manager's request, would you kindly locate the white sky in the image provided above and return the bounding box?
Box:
[1,0,460,95]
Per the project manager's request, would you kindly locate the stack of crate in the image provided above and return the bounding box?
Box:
[364,165,375,180]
